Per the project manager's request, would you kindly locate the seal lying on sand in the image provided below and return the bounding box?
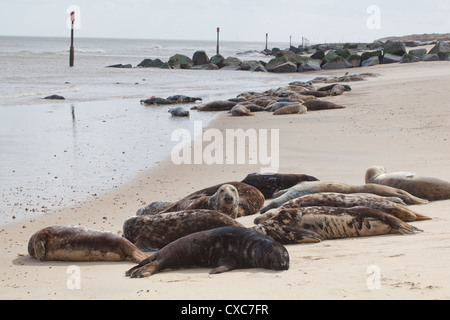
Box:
[260,181,429,213]
[125,226,290,278]
[28,225,148,263]
[302,100,345,111]
[162,182,264,217]
[241,173,319,199]
[366,166,450,201]
[253,206,422,244]
[195,100,237,112]
[123,210,244,251]
[256,193,431,223]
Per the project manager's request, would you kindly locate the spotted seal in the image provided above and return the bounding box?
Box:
[261,181,429,213]
[125,226,290,278]
[241,173,319,199]
[253,206,422,244]
[123,210,244,251]
[28,225,148,263]
[162,182,264,217]
[257,192,431,223]
[365,166,450,201]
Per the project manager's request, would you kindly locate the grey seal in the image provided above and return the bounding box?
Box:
[125,226,290,278]
[28,225,148,263]
[366,166,450,201]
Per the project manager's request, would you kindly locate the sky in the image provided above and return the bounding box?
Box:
[0,0,449,43]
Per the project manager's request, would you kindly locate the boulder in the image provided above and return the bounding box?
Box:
[400,53,420,63]
[267,61,297,73]
[192,50,209,66]
[360,50,382,65]
[347,54,361,67]
[322,50,339,64]
[361,56,380,67]
[409,48,427,57]
[210,54,225,68]
[168,54,193,69]
[137,58,164,68]
[160,62,172,69]
[383,41,406,56]
[239,60,267,72]
[190,64,219,70]
[334,49,357,60]
[421,54,439,62]
[322,56,351,70]
[343,43,358,50]
[310,49,325,60]
[223,57,242,67]
[298,59,321,72]
[381,53,403,64]
[428,42,450,60]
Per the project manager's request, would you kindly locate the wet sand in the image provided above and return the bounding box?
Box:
[1,61,450,300]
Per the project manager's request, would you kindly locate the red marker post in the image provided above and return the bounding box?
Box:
[69,11,75,67]
[216,27,220,55]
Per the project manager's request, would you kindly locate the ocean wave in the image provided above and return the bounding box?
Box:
[0,85,79,100]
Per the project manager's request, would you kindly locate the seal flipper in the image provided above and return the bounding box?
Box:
[210,257,238,274]
[125,255,160,278]
[294,228,322,244]
[127,261,160,278]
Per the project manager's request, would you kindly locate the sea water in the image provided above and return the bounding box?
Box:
[0,36,313,225]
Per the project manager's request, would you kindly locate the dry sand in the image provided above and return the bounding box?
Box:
[1,61,450,300]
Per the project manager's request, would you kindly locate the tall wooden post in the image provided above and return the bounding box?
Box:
[265,33,268,50]
[216,27,220,55]
[69,11,75,67]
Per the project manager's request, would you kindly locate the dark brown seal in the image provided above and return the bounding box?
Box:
[125,226,290,278]
[162,182,265,217]
[123,210,244,251]
[28,225,148,263]
[241,173,319,199]
[253,206,422,244]
[366,166,450,201]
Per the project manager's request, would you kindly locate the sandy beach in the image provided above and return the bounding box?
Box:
[1,60,450,300]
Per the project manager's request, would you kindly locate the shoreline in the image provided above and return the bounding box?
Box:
[1,61,450,299]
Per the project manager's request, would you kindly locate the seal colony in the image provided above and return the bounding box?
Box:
[26,166,434,279]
